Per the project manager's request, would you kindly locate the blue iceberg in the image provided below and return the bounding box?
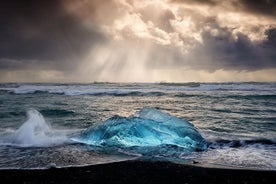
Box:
[72,108,207,156]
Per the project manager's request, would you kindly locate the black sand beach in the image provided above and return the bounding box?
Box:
[0,160,275,184]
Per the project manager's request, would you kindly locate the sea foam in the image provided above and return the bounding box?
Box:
[0,109,70,147]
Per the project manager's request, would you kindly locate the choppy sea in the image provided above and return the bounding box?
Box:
[0,82,275,170]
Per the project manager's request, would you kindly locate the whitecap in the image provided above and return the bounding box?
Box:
[0,109,72,147]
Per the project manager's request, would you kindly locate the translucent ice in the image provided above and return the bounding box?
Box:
[72,108,207,155]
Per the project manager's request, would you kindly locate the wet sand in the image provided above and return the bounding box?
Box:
[0,160,275,184]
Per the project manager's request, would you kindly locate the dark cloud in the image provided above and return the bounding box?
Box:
[144,1,276,71]
[71,0,122,25]
[142,26,276,71]
[0,0,105,71]
[0,0,275,82]
[169,0,217,6]
[238,0,276,17]
[170,0,276,17]
[184,27,276,70]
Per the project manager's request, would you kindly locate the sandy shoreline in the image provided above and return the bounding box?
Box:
[0,160,275,184]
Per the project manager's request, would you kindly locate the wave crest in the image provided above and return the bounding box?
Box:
[0,109,71,147]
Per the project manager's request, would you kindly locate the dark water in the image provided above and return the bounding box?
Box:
[0,83,275,170]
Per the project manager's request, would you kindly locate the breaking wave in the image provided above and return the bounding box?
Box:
[0,83,275,96]
[0,109,73,147]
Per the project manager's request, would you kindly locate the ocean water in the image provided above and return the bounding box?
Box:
[0,82,275,170]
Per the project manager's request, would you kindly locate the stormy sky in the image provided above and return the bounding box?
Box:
[0,0,276,82]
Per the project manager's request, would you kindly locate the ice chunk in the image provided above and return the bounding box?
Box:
[72,108,207,155]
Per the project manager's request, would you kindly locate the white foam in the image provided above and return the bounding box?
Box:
[3,83,275,96]
[13,85,64,94]
[192,144,276,170]
[0,109,71,147]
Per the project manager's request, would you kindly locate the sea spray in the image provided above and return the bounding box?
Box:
[0,109,70,147]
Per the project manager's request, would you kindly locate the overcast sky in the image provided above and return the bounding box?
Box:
[0,0,276,82]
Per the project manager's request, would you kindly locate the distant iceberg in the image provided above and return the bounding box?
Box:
[72,108,207,156]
